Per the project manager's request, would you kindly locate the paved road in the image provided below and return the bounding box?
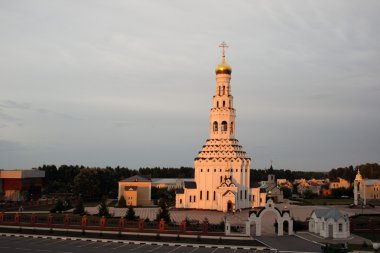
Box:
[258,235,323,253]
[0,235,275,253]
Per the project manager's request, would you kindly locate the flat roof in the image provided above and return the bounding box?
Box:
[0,169,45,179]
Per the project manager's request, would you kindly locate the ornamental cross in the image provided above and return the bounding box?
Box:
[219,41,229,57]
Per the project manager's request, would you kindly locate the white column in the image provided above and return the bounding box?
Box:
[256,220,261,236]
[245,221,251,236]
[289,219,294,235]
[278,220,284,236]
[354,181,358,205]
[225,222,231,235]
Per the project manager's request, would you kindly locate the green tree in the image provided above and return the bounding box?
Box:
[73,198,85,215]
[50,199,65,213]
[280,187,292,199]
[74,168,102,200]
[125,205,136,221]
[303,189,316,199]
[118,195,127,208]
[98,197,110,217]
[156,198,170,223]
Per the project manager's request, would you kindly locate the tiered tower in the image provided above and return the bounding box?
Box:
[194,42,252,211]
[175,42,264,212]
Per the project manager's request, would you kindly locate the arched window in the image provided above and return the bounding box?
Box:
[213,121,218,132]
[230,122,234,134]
[221,121,227,131]
[223,101,226,107]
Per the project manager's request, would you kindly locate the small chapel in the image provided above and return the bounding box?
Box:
[175,43,266,212]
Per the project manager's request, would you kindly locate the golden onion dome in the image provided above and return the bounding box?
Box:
[215,56,232,75]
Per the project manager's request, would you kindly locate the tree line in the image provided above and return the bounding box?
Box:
[35,163,379,200]
[251,163,379,183]
[35,165,193,200]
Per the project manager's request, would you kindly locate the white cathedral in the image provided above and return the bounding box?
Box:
[175,43,266,212]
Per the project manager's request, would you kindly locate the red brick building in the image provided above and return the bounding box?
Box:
[0,170,45,201]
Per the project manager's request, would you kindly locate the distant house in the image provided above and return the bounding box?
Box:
[118,175,195,206]
[309,208,350,239]
[0,169,45,201]
[354,169,380,205]
[260,173,284,203]
[118,175,152,206]
[151,178,194,190]
[330,177,350,190]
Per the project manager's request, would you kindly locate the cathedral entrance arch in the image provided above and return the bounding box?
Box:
[245,199,293,236]
[227,201,233,212]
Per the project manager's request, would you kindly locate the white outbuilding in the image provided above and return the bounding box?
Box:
[309,208,350,239]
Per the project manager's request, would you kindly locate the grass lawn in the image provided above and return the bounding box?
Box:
[349,243,376,252]
[20,204,56,212]
[354,232,380,242]
[292,198,353,206]
[83,201,100,207]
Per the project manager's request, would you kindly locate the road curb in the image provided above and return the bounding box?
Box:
[0,232,269,251]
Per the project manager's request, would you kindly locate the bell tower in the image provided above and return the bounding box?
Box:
[175,42,265,212]
[210,42,236,140]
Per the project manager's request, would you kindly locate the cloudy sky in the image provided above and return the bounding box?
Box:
[1,0,379,171]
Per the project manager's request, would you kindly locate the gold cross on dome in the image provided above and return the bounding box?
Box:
[219,41,229,57]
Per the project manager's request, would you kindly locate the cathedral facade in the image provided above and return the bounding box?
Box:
[175,43,266,212]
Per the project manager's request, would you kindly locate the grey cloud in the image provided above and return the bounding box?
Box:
[0,0,379,170]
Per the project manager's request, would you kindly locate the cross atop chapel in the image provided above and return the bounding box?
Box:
[219,41,229,58]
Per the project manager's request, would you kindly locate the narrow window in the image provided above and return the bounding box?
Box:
[230,122,234,134]
[194,196,196,202]
[249,195,251,201]
[189,196,191,202]
[200,191,203,200]
[213,191,216,200]
[213,121,218,132]
[240,190,242,200]
[216,101,219,108]
[214,169,216,172]
[220,169,222,172]
[207,191,209,200]
[218,86,222,96]
[221,121,227,131]
[207,169,209,172]
[223,86,226,95]
[180,199,182,204]
[223,101,226,107]
[220,176,223,183]
[245,190,247,199]
[252,195,255,202]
